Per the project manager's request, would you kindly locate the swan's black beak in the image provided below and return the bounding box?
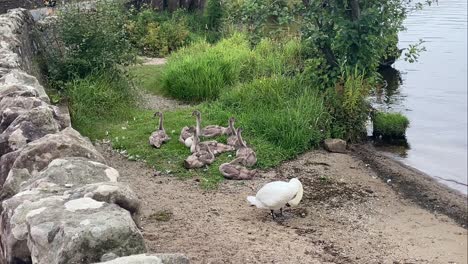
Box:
[285,203,291,207]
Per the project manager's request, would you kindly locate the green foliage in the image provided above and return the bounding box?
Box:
[205,0,224,39]
[403,39,427,63]
[224,0,300,44]
[373,112,410,138]
[301,0,432,78]
[162,34,304,102]
[126,9,190,57]
[161,35,251,101]
[66,71,135,135]
[91,68,327,188]
[82,107,230,189]
[324,67,372,141]
[213,76,329,156]
[46,0,135,88]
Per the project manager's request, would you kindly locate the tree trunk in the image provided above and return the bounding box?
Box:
[349,0,360,21]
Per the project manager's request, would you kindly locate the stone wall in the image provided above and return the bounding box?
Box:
[0,9,188,264]
[0,0,43,15]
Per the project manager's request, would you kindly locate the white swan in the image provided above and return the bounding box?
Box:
[247,178,303,219]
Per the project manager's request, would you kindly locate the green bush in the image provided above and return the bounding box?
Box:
[161,34,304,102]
[126,9,190,57]
[223,0,300,44]
[46,0,135,87]
[67,71,135,133]
[205,0,224,34]
[324,67,372,141]
[373,112,410,138]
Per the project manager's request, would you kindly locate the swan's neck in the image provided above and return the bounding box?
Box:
[229,120,236,136]
[288,183,303,207]
[158,115,164,130]
[229,157,243,165]
[237,130,246,147]
[195,115,201,135]
[193,130,200,149]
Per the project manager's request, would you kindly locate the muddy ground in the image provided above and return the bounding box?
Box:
[96,143,467,264]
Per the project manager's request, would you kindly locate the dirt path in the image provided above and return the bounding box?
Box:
[132,56,191,111]
[96,143,467,264]
[137,89,189,111]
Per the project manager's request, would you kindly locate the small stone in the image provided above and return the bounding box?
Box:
[323,138,347,153]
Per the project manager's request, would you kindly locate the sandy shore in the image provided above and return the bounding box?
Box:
[96,142,467,264]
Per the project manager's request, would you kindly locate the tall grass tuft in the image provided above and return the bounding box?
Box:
[162,34,252,102]
[373,112,410,138]
[66,71,135,135]
[162,34,303,102]
[203,76,330,164]
[324,67,372,141]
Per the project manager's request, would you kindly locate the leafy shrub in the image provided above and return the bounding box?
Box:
[223,0,300,44]
[205,0,223,30]
[162,34,304,102]
[66,71,135,133]
[45,0,135,88]
[373,112,410,138]
[126,9,190,57]
[325,67,372,141]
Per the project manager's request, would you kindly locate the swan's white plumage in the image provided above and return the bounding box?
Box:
[184,136,193,148]
[247,178,303,210]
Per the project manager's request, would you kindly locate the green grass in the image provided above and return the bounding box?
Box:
[161,34,303,102]
[162,34,252,102]
[67,70,135,136]
[71,38,326,190]
[128,65,165,95]
[202,76,330,158]
[81,106,291,189]
[373,112,410,138]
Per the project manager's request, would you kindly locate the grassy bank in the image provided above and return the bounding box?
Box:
[77,58,328,189]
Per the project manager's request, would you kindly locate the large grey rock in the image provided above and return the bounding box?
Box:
[0,95,44,132]
[0,127,106,198]
[0,106,61,156]
[0,70,49,102]
[70,182,141,227]
[23,196,145,264]
[96,254,190,264]
[1,191,68,263]
[0,84,41,103]
[1,181,142,263]
[0,95,70,132]
[323,138,347,153]
[24,158,119,189]
[26,197,145,264]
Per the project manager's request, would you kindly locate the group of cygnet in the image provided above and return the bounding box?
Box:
[149,110,257,180]
[149,111,303,219]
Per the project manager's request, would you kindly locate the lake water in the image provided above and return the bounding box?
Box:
[374,0,467,194]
